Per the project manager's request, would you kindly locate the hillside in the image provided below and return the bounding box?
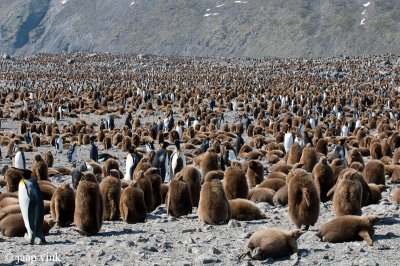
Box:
[0,0,399,57]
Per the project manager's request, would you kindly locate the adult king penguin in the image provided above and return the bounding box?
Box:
[68,142,78,166]
[55,134,63,154]
[14,146,26,169]
[89,136,98,163]
[171,140,186,177]
[25,128,32,144]
[124,147,142,181]
[152,141,171,183]
[18,169,46,244]
[284,130,295,153]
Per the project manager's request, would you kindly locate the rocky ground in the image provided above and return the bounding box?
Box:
[0,109,399,266]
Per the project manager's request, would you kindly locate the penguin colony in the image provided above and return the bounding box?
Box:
[0,54,398,263]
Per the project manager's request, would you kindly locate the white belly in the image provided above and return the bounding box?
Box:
[171,152,186,176]
[15,152,24,169]
[124,154,134,181]
[228,150,236,161]
[284,133,294,153]
[18,181,33,238]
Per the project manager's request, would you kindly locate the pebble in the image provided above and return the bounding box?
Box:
[240,232,252,239]
[199,256,222,264]
[228,219,241,228]
[125,241,136,247]
[209,247,221,255]
[182,228,196,233]
[184,237,196,244]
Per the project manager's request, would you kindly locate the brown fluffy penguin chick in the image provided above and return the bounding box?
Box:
[273,185,288,206]
[144,168,163,209]
[393,188,400,203]
[0,214,55,237]
[166,175,192,217]
[316,215,381,246]
[100,175,121,221]
[38,180,57,200]
[44,151,54,168]
[331,158,347,182]
[223,164,249,200]
[180,165,202,207]
[287,142,302,165]
[102,158,119,177]
[198,175,231,225]
[348,149,364,167]
[229,199,267,221]
[332,170,363,217]
[0,197,19,208]
[161,184,169,204]
[299,144,318,172]
[370,141,383,160]
[50,182,75,227]
[74,179,103,236]
[5,168,23,192]
[288,169,320,230]
[240,228,301,260]
[367,184,385,204]
[248,188,276,204]
[391,166,400,183]
[135,170,155,213]
[120,182,147,223]
[0,204,21,222]
[247,160,264,187]
[312,157,335,202]
[200,148,219,180]
[258,178,286,192]
[363,160,385,185]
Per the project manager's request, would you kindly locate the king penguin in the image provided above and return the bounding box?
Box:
[14,146,26,169]
[89,136,98,163]
[25,128,32,144]
[67,142,78,166]
[18,169,46,244]
[171,139,186,177]
[55,134,63,154]
[284,130,295,153]
[151,141,171,183]
[124,147,142,181]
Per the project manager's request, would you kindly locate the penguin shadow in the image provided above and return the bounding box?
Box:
[98,228,146,237]
[243,220,268,225]
[374,233,400,241]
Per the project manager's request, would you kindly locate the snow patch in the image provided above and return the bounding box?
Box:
[130,1,135,5]
[216,4,225,7]
[61,0,68,4]
[234,0,248,3]
[363,2,370,7]
[360,18,366,25]
[362,10,366,15]
[206,8,210,11]
[204,13,219,17]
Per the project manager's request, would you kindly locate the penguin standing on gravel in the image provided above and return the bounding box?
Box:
[89,136,98,163]
[14,146,26,170]
[18,169,46,244]
[152,141,171,183]
[170,140,186,177]
[236,130,245,156]
[56,134,63,154]
[25,128,32,144]
[124,147,142,181]
[67,142,78,166]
